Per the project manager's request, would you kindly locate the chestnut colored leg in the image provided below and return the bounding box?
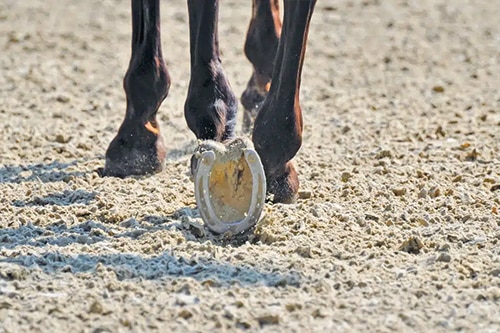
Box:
[252,0,316,203]
[104,0,170,177]
[184,0,237,142]
[241,0,282,133]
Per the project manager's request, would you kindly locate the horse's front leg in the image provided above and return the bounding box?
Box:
[252,0,316,203]
[185,0,270,234]
[184,0,237,142]
[104,0,170,177]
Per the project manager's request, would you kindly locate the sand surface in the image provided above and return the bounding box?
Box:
[1,0,499,332]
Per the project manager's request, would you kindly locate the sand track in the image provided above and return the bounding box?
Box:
[1,0,499,332]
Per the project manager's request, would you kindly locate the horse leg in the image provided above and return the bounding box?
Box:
[184,0,237,142]
[241,0,281,133]
[186,0,272,234]
[103,0,170,177]
[252,0,316,203]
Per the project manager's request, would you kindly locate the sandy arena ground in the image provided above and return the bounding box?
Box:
[1,0,499,332]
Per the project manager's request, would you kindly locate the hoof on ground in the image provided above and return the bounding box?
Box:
[102,129,166,178]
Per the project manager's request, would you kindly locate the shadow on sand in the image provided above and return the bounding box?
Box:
[0,160,87,183]
[0,208,283,287]
[12,189,97,207]
[0,249,300,287]
[0,212,296,287]
[1,157,290,288]
[1,205,256,250]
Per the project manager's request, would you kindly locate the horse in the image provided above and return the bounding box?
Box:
[102,0,316,233]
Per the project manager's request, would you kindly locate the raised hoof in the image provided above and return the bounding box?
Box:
[266,162,299,204]
[192,138,266,235]
[102,123,166,178]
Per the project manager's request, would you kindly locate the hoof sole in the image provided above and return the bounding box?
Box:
[192,138,266,234]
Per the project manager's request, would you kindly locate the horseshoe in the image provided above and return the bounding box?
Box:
[192,138,266,234]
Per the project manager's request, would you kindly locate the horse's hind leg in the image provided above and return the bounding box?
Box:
[104,0,170,177]
[241,0,282,133]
